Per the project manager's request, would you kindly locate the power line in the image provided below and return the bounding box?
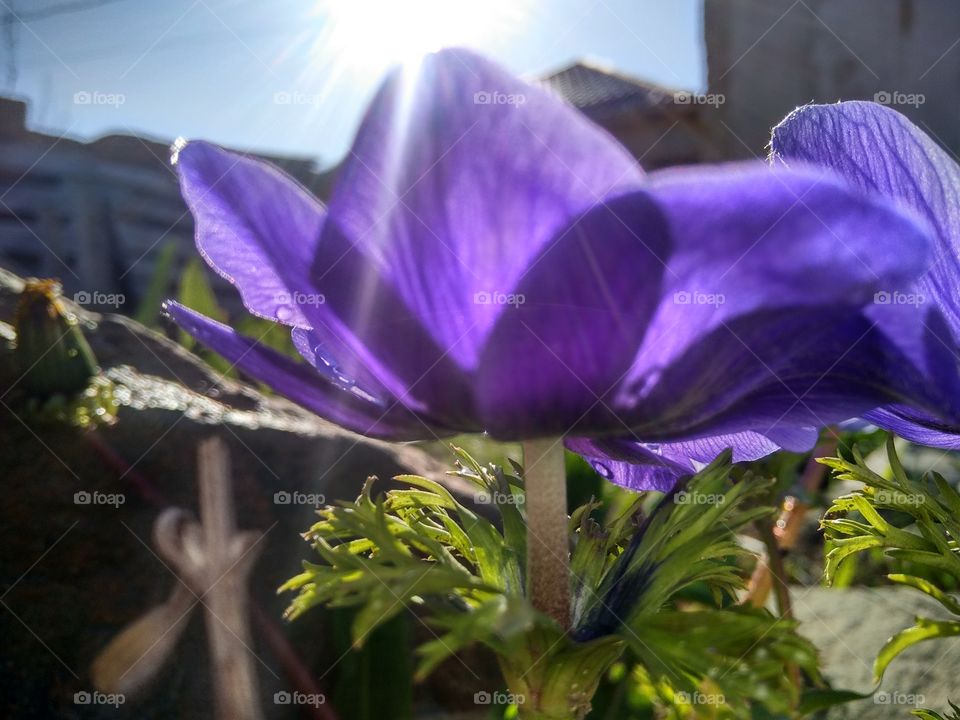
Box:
[0,0,130,26]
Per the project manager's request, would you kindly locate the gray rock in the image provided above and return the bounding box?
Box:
[793,585,958,719]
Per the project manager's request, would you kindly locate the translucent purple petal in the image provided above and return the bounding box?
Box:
[864,406,960,449]
[321,48,645,375]
[176,141,325,328]
[474,192,670,437]
[612,163,939,439]
[164,301,442,440]
[771,101,960,443]
[771,101,960,336]
[566,432,783,493]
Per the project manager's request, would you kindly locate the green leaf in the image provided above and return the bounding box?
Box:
[912,711,948,720]
[625,606,821,715]
[577,455,775,631]
[176,258,235,375]
[888,574,960,616]
[798,688,874,714]
[875,618,960,681]
[14,279,99,397]
[134,241,178,326]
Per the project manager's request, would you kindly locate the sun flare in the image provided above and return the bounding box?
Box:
[315,0,526,72]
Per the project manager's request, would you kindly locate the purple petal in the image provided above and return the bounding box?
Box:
[566,432,783,493]
[178,140,474,425]
[624,308,960,443]
[176,141,325,328]
[771,101,960,337]
[163,301,440,440]
[864,407,960,450]
[322,48,644,374]
[474,192,670,437]
[611,164,938,439]
[771,101,960,442]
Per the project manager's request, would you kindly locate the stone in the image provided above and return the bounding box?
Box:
[792,585,958,718]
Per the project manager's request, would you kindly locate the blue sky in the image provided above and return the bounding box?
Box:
[6,0,704,168]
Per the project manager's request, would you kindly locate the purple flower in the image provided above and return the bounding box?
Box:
[166,50,938,491]
[771,101,960,449]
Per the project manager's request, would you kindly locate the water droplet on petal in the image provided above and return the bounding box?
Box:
[316,352,335,370]
[593,463,613,479]
[275,306,294,322]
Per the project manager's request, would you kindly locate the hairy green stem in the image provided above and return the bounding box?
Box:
[523,438,570,629]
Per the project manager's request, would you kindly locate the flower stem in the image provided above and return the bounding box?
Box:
[522,438,570,629]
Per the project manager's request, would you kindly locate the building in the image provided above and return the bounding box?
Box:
[538,60,720,168]
[0,97,331,317]
[704,0,960,159]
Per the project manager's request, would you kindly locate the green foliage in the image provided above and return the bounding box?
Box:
[176,259,235,375]
[328,609,413,720]
[821,436,960,716]
[572,458,822,717]
[576,457,775,629]
[280,448,529,678]
[15,279,100,397]
[283,447,831,719]
[134,240,178,327]
[9,279,118,428]
[912,702,960,720]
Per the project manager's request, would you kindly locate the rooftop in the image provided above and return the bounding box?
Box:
[538,60,686,117]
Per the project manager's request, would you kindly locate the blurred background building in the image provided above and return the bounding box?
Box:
[704,0,960,160]
[0,97,330,316]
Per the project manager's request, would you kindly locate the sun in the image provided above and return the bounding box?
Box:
[315,0,525,71]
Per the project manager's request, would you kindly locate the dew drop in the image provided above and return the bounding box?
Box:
[593,463,613,479]
[275,306,294,322]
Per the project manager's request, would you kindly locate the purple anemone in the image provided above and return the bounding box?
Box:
[166,50,941,491]
[771,101,960,449]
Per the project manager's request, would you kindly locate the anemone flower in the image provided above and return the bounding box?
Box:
[166,50,941,495]
[771,101,960,449]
